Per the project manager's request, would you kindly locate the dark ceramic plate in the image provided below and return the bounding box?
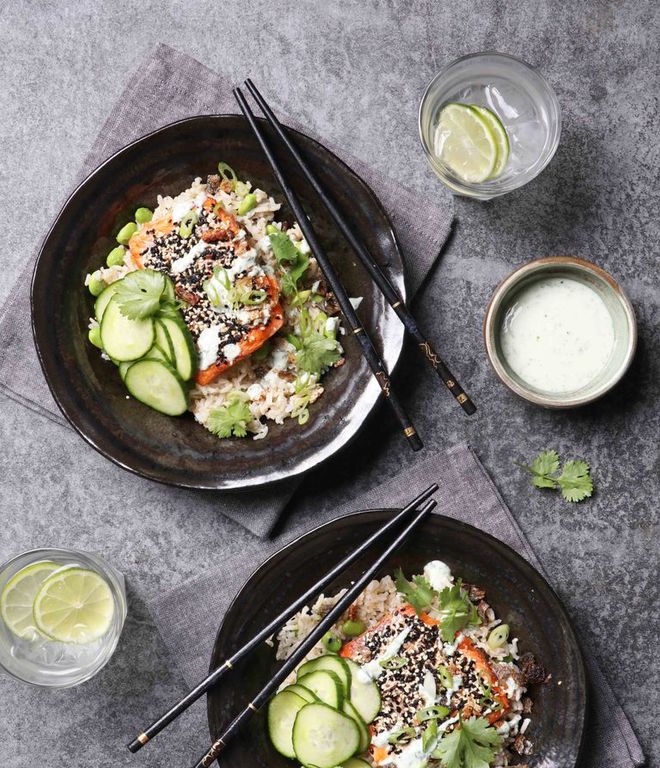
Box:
[208,511,587,767]
[31,115,405,489]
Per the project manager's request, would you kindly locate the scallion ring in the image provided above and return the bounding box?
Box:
[437,664,453,689]
[416,705,450,722]
[379,656,408,670]
[244,289,267,305]
[179,210,199,239]
[387,727,416,745]
[487,624,510,650]
[217,161,238,189]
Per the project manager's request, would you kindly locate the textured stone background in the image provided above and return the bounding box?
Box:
[0,1,658,766]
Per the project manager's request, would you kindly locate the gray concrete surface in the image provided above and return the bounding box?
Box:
[0,1,658,766]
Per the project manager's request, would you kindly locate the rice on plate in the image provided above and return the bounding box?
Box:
[268,561,547,768]
[85,164,351,439]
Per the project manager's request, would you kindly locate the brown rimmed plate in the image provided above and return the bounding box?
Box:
[31,116,405,489]
[208,511,587,767]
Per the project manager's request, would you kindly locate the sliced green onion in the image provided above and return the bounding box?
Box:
[237,193,257,216]
[244,289,267,305]
[235,180,250,198]
[179,210,199,239]
[437,664,453,689]
[387,727,416,745]
[213,266,231,290]
[217,161,238,188]
[379,656,408,670]
[322,632,341,654]
[487,624,510,650]
[416,705,450,723]
[342,619,366,637]
[287,334,303,351]
[297,408,310,425]
[422,717,438,752]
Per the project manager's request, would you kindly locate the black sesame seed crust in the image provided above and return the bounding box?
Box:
[356,610,497,755]
[141,205,273,363]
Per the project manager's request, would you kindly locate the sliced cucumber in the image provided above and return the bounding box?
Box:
[297,670,343,709]
[154,319,176,364]
[342,759,371,768]
[158,315,196,381]
[100,296,154,362]
[94,283,119,322]
[267,689,307,759]
[298,655,351,696]
[284,683,319,704]
[118,361,132,381]
[292,703,360,768]
[343,659,381,724]
[342,700,369,753]
[124,359,188,416]
[144,345,170,363]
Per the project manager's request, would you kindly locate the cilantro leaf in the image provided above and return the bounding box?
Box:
[296,335,342,375]
[269,232,309,296]
[206,393,252,438]
[517,449,594,503]
[436,581,480,642]
[529,449,560,489]
[432,717,502,768]
[114,269,166,319]
[269,231,299,264]
[557,460,593,502]
[394,568,436,614]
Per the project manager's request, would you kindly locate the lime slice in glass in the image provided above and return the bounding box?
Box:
[470,105,510,179]
[33,568,115,644]
[0,561,59,639]
[435,102,498,183]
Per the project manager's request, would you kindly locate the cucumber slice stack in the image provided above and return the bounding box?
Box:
[435,102,510,183]
[267,653,380,768]
[93,273,197,416]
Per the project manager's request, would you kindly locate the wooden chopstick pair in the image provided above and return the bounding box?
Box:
[127,483,438,762]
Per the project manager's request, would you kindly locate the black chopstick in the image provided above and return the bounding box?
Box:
[244,79,476,416]
[233,86,423,452]
[126,483,438,752]
[191,497,436,768]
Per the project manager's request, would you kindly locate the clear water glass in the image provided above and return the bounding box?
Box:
[419,52,561,199]
[0,548,127,687]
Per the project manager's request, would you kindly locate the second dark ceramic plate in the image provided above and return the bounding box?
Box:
[208,511,587,767]
[31,115,405,489]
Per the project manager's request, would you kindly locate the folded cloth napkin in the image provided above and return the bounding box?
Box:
[0,44,453,537]
[151,442,644,767]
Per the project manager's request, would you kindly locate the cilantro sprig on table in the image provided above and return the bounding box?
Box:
[207,393,252,438]
[432,717,502,768]
[394,570,480,642]
[517,449,594,503]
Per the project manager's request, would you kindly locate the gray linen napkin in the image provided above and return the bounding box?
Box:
[0,44,453,536]
[150,442,644,768]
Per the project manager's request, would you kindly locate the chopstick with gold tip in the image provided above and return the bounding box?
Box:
[243,79,476,416]
[232,85,423,451]
[126,484,438,753]
[191,497,436,768]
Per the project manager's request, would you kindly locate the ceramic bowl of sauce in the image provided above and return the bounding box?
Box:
[484,256,637,407]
